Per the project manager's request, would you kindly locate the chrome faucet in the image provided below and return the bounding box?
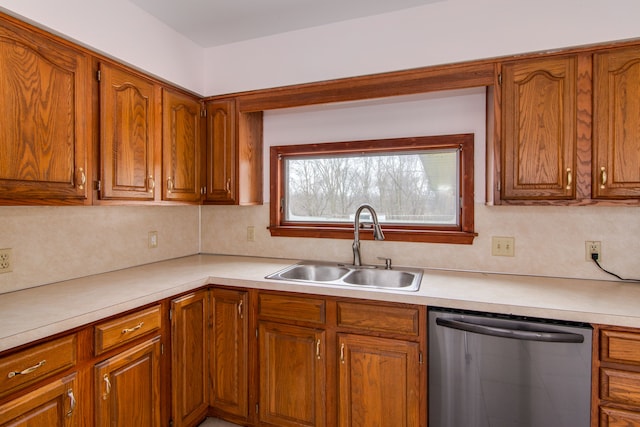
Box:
[352,204,385,266]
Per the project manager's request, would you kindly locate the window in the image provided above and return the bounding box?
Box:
[269,134,476,244]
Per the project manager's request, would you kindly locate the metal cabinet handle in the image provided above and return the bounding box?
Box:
[238,300,243,319]
[148,175,155,193]
[225,178,231,193]
[121,321,144,335]
[340,343,345,364]
[167,177,174,194]
[600,167,607,189]
[565,168,572,190]
[8,360,46,378]
[77,168,86,190]
[67,389,76,417]
[102,374,111,400]
[316,339,321,360]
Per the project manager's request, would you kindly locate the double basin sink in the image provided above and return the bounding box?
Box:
[265,261,423,292]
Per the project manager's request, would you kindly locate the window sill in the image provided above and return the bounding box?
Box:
[268,225,477,244]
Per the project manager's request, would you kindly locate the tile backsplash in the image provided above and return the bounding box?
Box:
[201,203,640,282]
[2,202,639,293]
[0,205,200,293]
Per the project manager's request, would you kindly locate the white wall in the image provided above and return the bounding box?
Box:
[204,0,640,94]
[0,0,205,94]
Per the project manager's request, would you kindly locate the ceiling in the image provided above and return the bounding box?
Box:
[129,0,442,47]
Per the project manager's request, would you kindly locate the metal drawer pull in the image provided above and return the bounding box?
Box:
[78,168,86,190]
[121,321,144,335]
[600,166,607,189]
[167,177,174,194]
[7,360,46,378]
[102,374,111,400]
[566,168,572,190]
[340,343,345,364]
[238,300,243,319]
[148,175,155,193]
[316,339,321,360]
[67,389,76,417]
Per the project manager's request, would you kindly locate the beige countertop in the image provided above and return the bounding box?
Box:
[1,254,639,352]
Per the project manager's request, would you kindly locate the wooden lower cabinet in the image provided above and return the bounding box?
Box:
[337,334,420,427]
[210,288,249,422]
[0,373,78,426]
[594,326,640,427]
[172,291,209,427]
[258,321,326,427]
[94,336,162,427]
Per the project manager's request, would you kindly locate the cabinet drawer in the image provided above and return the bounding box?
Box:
[601,330,640,365]
[258,293,325,324]
[601,368,640,406]
[95,305,161,355]
[0,334,76,399]
[600,406,640,427]
[337,301,419,336]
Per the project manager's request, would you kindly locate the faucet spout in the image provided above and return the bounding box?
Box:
[352,204,385,266]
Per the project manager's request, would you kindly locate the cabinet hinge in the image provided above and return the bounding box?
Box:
[94,180,101,192]
[161,343,164,355]
[169,309,173,321]
[96,70,101,82]
[256,403,259,414]
[497,180,501,192]
[255,328,259,339]
[201,109,207,118]
[498,72,502,85]
[419,351,423,365]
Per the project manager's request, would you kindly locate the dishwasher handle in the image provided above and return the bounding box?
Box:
[435,317,585,343]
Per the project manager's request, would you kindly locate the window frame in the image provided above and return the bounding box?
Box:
[269,134,476,244]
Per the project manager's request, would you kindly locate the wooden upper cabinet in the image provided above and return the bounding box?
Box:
[98,62,159,201]
[162,89,203,202]
[500,55,577,200]
[0,18,90,204]
[593,45,640,199]
[204,98,263,205]
[204,99,236,203]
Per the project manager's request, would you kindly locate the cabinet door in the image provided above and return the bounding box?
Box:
[337,334,420,427]
[171,291,209,427]
[162,89,203,202]
[94,336,161,427]
[204,99,236,204]
[258,321,326,427]
[210,288,249,421]
[593,46,640,198]
[0,19,90,203]
[501,56,577,200]
[0,373,78,426]
[99,62,158,200]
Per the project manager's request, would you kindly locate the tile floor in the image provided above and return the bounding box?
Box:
[198,418,242,427]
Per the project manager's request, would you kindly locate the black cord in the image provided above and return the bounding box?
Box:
[591,254,640,282]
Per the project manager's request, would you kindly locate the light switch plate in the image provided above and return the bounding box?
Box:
[491,236,515,257]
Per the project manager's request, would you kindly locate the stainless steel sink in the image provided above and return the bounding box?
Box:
[265,261,422,291]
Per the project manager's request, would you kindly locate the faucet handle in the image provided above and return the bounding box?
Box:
[377,257,392,270]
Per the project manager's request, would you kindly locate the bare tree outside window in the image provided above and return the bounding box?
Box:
[285,150,459,226]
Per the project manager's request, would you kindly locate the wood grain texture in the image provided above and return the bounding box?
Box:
[162,89,202,202]
[0,19,89,202]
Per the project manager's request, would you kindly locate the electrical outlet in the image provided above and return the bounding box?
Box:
[247,226,255,242]
[585,241,601,261]
[491,236,515,257]
[0,248,12,273]
[148,231,158,249]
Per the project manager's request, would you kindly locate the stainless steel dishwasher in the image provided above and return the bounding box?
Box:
[428,307,592,427]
